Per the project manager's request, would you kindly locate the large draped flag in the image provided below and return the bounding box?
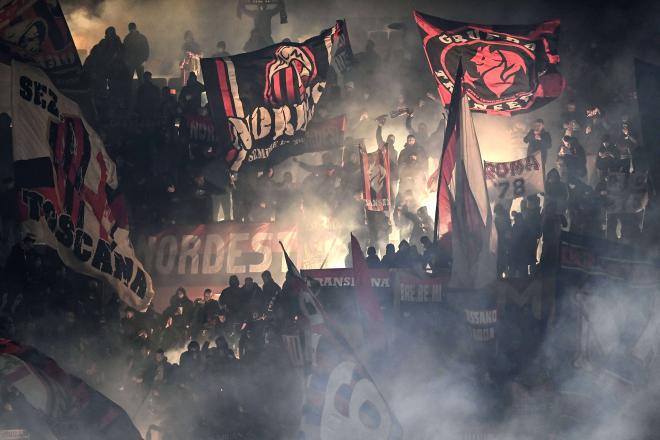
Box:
[0,0,83,94]
[414,11,564,115]
[10,61,154,310]
[359,145,391,211]
[0,339,142,439]
[280,244,403,440]
[201,21,350,172]
[434,65,497,289]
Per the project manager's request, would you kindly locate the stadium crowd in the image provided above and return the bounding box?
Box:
[0,13,656,440]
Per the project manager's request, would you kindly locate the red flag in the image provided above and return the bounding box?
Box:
[350,234,386,345]
[360,146,391,211]
[434,65,497,289]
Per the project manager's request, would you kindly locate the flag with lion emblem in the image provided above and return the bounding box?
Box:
[414,11,564,115]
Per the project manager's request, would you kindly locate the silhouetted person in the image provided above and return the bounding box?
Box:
[197,288,221,328]
[3,235,34,290]
[123,22,149,80]
[219,275,243,317]
[261,270,281,314]
[84,26,124,98]
[181,30,202,84]
[238,0,286,51]
[164,287,194,322]
[365,246,381,268]
[135,71,160,121]
[242,277,265,318]
[213,40,230,58]
[179,72,205,115]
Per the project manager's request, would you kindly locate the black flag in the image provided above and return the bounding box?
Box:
[414,11,564,115]
[202,21,350,172]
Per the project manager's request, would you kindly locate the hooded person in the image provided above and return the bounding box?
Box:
[219,275,243,318]
[365,246,382,268]
[381,243,397,268]
[261,271,282,314]
[242,277,266,318]
[544,168,569,214]
[164,287,194,322]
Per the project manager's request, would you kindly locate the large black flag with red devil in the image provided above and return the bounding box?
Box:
[202,21,350,172]
[414,11,564,115]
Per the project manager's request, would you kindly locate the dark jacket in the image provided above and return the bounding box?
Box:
[524,130,552,161]
[123,30,150,67]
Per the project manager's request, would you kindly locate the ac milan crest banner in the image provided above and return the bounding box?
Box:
[0,0,83,93]
[360,146,391,211]
[483,151,544,202]
[414,11,564,115]
[202,21,350,172]
[11,61,154,311]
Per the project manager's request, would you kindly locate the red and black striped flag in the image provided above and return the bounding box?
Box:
[359,145,391,212]
[202,21,350,172]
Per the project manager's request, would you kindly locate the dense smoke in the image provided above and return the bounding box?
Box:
[4,0,660,438]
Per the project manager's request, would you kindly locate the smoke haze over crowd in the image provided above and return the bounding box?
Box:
[3,0,660,439]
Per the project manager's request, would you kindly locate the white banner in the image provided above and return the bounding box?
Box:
[10,61,154,310]
[483,151,544,202]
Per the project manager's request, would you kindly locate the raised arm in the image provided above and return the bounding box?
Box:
[405,113,416,136]
[376,124,386,148]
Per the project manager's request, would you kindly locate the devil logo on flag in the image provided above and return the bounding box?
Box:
[466,46,528,98]
[414,10,564,115]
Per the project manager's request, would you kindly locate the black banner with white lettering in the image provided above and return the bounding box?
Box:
[201,21,349,172]
[414,11,564,115]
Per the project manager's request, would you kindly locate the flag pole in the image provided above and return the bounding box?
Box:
[433,61,464,243]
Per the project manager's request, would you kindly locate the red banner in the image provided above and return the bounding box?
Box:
[360,146,391,211]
